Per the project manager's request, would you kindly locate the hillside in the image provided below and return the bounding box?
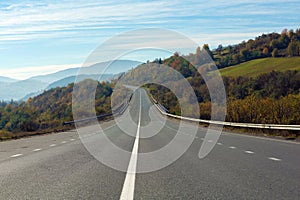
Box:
[211,29,300,69]
[220,57,300,77]
[183,29,300,70]
[0,80,113,140]
[144,53,300,126]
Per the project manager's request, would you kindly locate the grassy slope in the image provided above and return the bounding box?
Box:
[219,57,300,77]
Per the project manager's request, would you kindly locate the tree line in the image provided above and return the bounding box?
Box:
[0,80,113,140]
[187,29,300,69]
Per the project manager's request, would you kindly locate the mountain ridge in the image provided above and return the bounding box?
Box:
[1,60,141,101]
[0,76,18,83]
[28,60,141,83]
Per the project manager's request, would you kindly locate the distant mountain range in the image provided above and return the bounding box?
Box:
[0,60,141,101]
[45,74,117,89]
[29,60,140,83]
[0,79,49,101]
[0,76,18,83]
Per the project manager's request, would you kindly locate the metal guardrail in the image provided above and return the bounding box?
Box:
[63,94,132,125]
[63,113,112,125]
[149,94,300,131]
[64,91,300,131]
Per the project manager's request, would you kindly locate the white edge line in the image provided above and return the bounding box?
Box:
[222,131,299,145]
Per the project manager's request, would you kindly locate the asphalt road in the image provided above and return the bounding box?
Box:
[0,89,299,199]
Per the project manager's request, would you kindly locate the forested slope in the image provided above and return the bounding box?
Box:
[146,54,300,125]
[0,80,113,140]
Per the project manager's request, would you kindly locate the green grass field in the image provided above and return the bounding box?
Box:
[219,57,300,77]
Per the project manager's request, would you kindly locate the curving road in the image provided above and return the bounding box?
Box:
[0,89,299,199]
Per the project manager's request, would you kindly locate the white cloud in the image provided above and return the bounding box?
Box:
[0,0,299,79]
[0,0,298,43]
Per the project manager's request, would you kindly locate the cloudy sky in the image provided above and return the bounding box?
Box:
[0,0,299,79]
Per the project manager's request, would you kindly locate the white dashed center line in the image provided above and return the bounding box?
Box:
[229,146,236,149]
[10,154,22,158]
[268,157,281,161]
[33,149,41,152]
[120,91,141,200]
[70,139,75,141]
[245,150,254,154]
[62,141,67,144]
[49,144,56,147]
[217,142,223,145]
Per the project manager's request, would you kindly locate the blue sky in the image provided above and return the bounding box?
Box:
[0,0,299,79]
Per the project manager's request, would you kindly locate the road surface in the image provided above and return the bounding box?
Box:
[0,89,299,199]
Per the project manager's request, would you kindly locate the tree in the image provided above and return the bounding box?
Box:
[158,58,162,64]
[288,29,294,39]
[195,46,200,55]
[232,54,240,63]
[278,34,290,49]
[281,28,288,36]
[216,44,223,54]
[202,44,214,60]
[228,45,233,54]
[262,47,269,56]
[287,41,299,56]
[270,39,279,49]
[240,49,250,61]
[272,48,279,57]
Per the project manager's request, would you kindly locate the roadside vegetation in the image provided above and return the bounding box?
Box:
[147,68,300,124]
